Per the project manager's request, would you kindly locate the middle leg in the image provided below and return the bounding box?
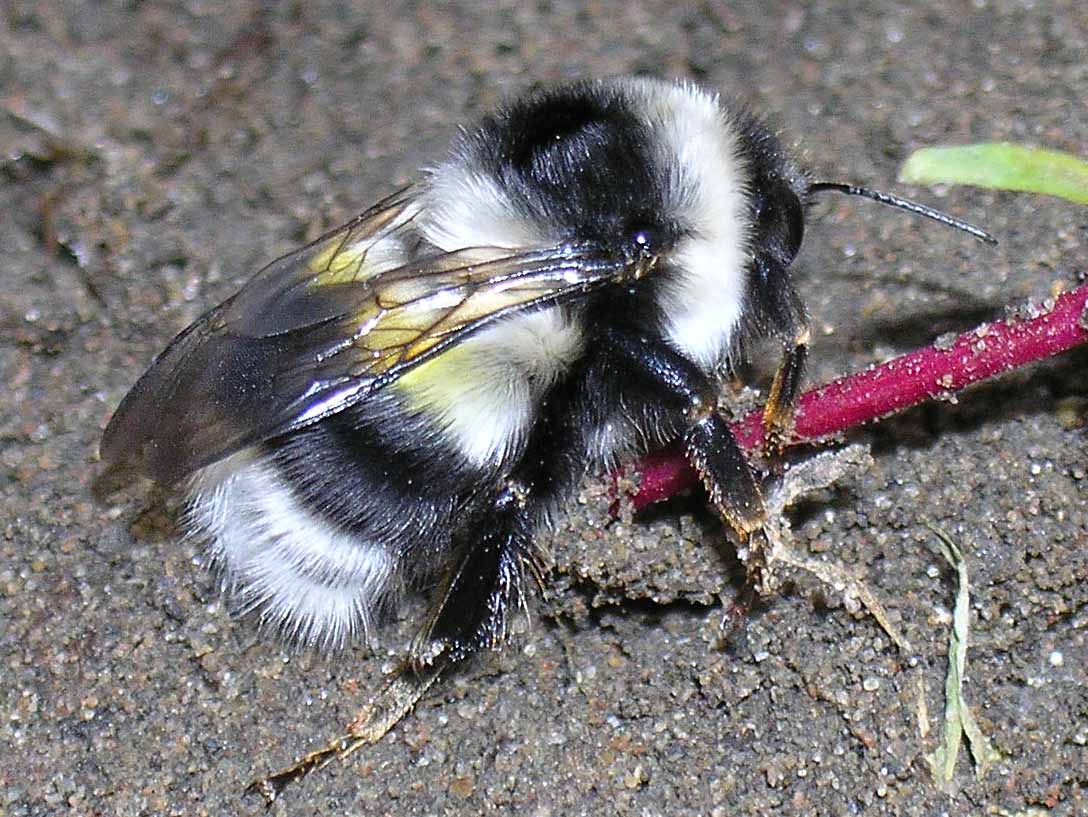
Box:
[596,329,773,591]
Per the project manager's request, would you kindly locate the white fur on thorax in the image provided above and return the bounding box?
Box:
[395,306,584,466]
[188,452,396,648]
[418,166,543,251]
[627,79,752,373]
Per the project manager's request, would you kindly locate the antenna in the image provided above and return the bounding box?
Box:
[810,181,997,245]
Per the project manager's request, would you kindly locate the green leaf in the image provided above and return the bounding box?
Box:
[899,143,1088,205]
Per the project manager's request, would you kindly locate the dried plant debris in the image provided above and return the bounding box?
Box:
[759,445,912,654]
[923,524,1002,785]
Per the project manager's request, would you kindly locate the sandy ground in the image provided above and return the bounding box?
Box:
[2,1,1086,815]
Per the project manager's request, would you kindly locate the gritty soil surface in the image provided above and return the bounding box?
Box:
[2,2,1086,815]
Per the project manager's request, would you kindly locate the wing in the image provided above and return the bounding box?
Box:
[101,189,634,483]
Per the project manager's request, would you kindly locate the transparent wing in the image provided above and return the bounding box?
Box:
[102,190,631,483]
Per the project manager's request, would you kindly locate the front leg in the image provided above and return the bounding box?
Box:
[761,325,810,462]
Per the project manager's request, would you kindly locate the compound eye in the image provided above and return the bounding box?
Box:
[756,187,805,263]
[782,193,805,261]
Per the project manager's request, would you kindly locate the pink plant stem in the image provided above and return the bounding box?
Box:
[630,282,1088,511]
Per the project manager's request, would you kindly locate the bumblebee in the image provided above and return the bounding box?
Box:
[102,77,992,790]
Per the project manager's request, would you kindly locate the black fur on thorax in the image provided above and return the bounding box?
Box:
[468,81,681,259]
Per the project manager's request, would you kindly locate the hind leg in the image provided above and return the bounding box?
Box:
[249,433,566,802]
